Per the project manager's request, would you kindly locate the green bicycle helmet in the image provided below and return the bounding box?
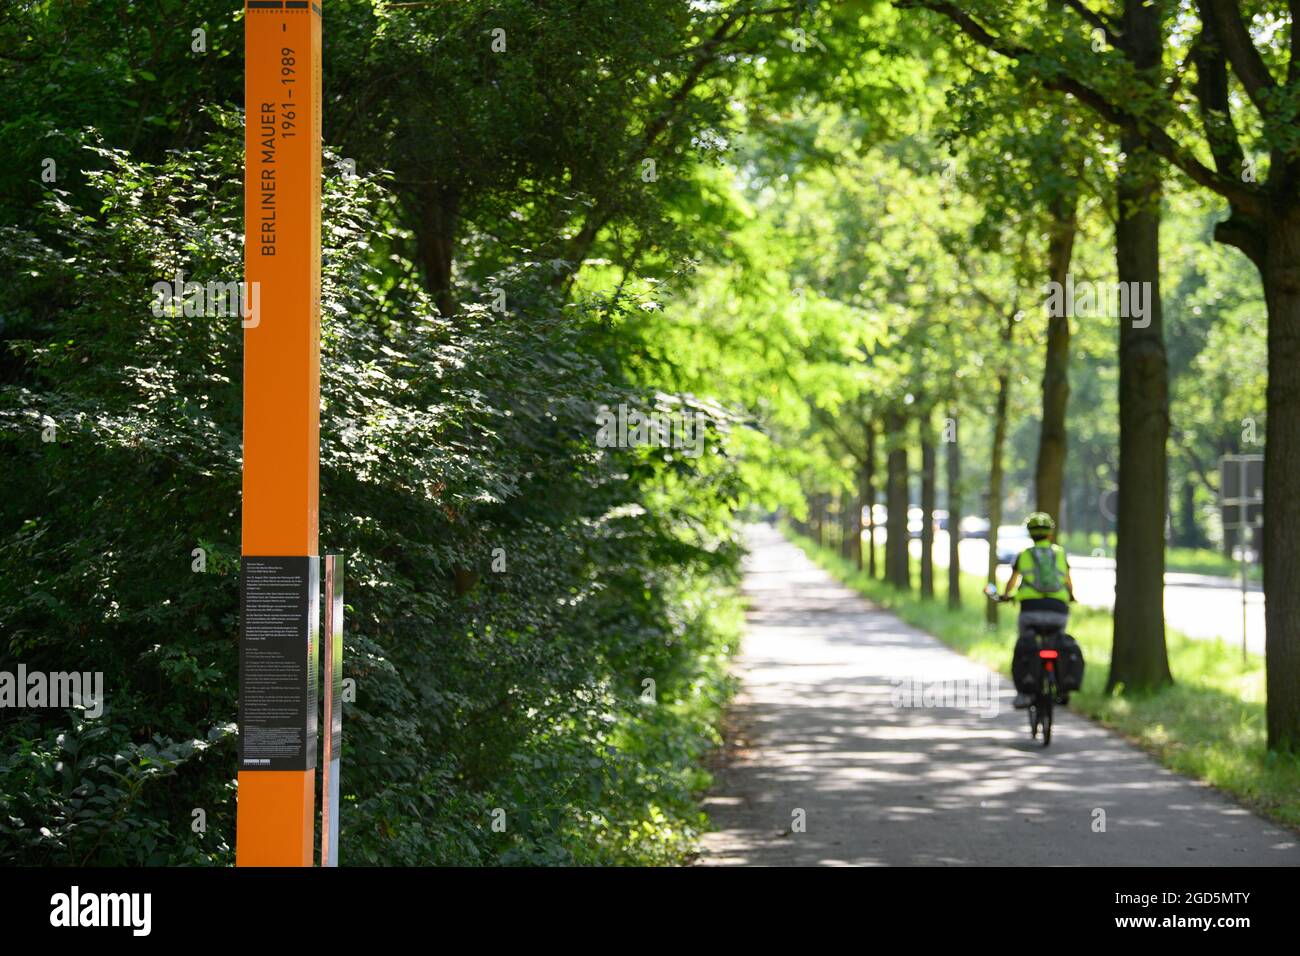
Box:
[1025,511,1056,539]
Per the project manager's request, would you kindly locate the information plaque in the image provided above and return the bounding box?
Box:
[1220,454,1264,528]
[239,556,319,772]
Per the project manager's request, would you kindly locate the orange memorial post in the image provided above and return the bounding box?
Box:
[236,0,323,867]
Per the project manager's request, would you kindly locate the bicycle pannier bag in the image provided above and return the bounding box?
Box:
[1056,632,1085,692]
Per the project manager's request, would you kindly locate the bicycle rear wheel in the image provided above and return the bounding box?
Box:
[1040,694,1053,747]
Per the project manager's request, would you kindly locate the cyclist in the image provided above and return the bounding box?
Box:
[995,512,1076,709]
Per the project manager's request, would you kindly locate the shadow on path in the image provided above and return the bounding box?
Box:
[697,524,1298,866]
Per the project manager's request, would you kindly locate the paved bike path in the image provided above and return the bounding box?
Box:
[697,524,1299,866]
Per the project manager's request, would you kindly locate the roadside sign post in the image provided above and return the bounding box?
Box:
[237,0,324,867]
[1219,454,1263,662]
[1241,525,1249,660]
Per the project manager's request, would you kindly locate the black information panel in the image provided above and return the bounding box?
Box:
[239,556,319,771]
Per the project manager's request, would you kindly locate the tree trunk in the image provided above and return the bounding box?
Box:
[1262,204,1300,750]
[920,415,936,600]
[853,446,866,572]
[1178,471,1200,548]
[851,480,864,571]
[947,409,962,609]
[1035,181,1078,526]
[829,488,840,554]
[839,486,854,561]
[1084,479,1092,541]
[829,488,839,554]
[1108,1,1172,693]
[987,364,1010,627]
[885,410,910,590]
[866,422,879,579]
[414,187,460,317]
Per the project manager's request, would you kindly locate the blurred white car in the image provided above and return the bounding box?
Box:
[861,504,888,527]
[995,524,1034,565]
[859,505,946,539]
[959,516,990,540]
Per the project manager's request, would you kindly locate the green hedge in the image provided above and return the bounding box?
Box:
[0,132,741,866]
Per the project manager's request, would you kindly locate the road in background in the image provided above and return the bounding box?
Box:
[884,531,1266,655]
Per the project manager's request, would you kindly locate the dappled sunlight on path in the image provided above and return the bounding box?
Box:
[697,525,1299,866]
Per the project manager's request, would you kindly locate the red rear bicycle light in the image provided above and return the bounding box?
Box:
[1038,649,1059,659]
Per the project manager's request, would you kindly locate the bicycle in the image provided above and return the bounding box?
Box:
[1023,627,1061,747]
[985,584,1061,747]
